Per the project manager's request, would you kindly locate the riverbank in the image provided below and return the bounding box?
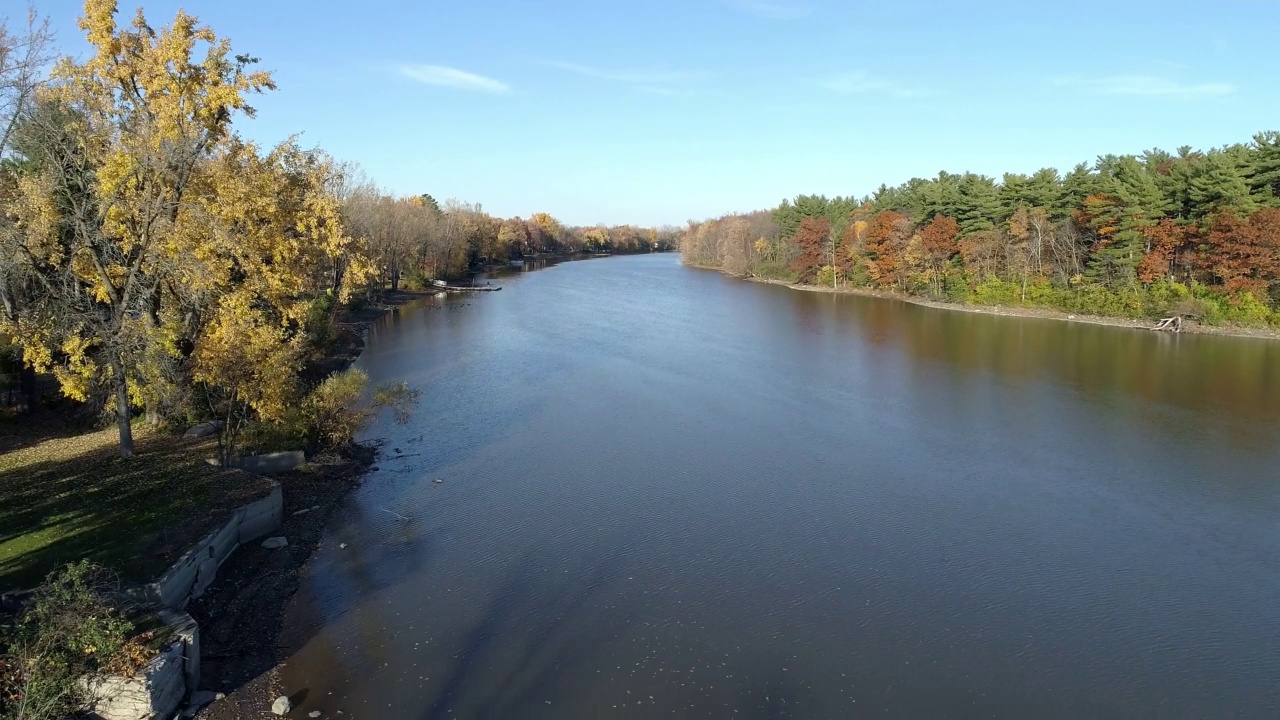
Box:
[188,290,427,719]
[187,448,373,719]
[734,274,1280,342]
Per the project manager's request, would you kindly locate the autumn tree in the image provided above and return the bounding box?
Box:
[1137,219,1195,284]
[498,217,529,257]
[6,2,369,456]
[4,1,278,455]
[1202,208,1280,295]
[917,214,959,297]
[527,212,562,253]
[863,211,912,289]
[788,216,830,283]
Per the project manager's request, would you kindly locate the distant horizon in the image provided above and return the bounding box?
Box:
[33,0,1280,226]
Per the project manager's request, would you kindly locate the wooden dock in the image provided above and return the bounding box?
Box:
[433,282,502,292]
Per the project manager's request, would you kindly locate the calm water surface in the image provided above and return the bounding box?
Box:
[279,254,1280,719]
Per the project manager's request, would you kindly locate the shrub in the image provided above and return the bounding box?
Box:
[305,292,338,350]
[1221,292,1275,326]
[345,292,368,313]
[969,278,1020,306]
[303,368,373,448]
[942,268,969,303]
[403,268,435,292]
[749,260,795,281]
[225,369,420,455]
[267,369,422,451]
[0,562,146,720]
[1144,279,1191,316]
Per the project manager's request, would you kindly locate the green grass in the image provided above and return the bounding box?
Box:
[0,423,274,591]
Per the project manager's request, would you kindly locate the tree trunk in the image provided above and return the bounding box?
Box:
[18,365,37,414]
[112,360,134,458]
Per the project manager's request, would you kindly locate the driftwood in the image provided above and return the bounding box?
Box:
[1153,316,1183,332]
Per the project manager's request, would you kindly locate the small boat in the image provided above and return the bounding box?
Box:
[509,259,525,268]
[431,279,447,288]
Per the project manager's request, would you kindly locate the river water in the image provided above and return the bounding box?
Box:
[278,254,1280,719]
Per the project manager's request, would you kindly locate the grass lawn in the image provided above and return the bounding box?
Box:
[0,421,275,592]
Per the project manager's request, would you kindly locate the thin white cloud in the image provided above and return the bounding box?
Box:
[398,64,510,94]
[545,61,702,86]
[544,61,702,97]
[639,86,695,97]
[718,0,813,19]
[816,72,923,99]
[1054,75,1233,99]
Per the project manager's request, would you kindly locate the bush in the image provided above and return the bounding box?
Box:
[969,278,1020,306]
[402,268,435,292]
[748,260,794,281]
[306,292,338,350]
[345,292,368,313]
[1069,283,1129,316]
[303,368,373,448]
[1144,279,1191,316]
[228,369,421,455]
[1221,291,1275,326]
[0,562,147,720]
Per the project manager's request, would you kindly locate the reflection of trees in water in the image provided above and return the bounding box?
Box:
[791,289,1280,422]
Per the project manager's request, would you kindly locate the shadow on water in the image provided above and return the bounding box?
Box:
[276,502,436,655]
[421,557,615,720]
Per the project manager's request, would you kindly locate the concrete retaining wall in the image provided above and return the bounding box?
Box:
[86,611,200,720]
[139,482,283,609]
[231,451,306,475]
[91,486,279,716]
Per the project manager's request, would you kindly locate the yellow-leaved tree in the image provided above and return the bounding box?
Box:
[189,140,372,460]
[4,1,369,456]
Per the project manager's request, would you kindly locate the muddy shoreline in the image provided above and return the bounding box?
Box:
[732,273,1280,342]
[191,291,429,719]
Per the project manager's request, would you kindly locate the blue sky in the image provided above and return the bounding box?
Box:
[33,0,1280,226]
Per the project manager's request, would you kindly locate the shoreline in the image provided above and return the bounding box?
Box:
[192,289,428,720]
[728,272,1280,342]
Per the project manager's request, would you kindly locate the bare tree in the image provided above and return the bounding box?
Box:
[0,5,54,158]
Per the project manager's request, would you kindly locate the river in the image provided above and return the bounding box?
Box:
[277,253,1280,719]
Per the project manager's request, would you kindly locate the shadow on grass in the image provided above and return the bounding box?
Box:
[0,428,273,592]
[0,409,100,456]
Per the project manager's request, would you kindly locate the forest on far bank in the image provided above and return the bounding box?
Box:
[681,135,1280,326]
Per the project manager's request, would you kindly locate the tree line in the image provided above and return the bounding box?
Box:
[682,133,1280,326]
[0,2,672,454]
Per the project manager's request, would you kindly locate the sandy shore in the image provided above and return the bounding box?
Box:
[737,274,1280,342]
